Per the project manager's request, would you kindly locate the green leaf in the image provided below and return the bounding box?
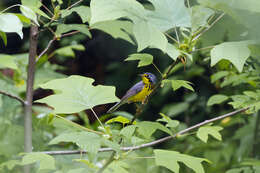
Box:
[226,167,253,173]
[49,131,101,157]
[0,54,18,70]
[21,153,55,170]
[166,43,180,61]
[157,113,180,129]
[21,0,50,19]
[125,53,153,67]
[105,161,129,173]
[102,138,121,153]
[120,125,137,138]
[0,160,20,170]
[55,24,91,38]
[20,5,39,26]
[106,116,131,125]
[67,168,88,173]
[210,41,251,72]
[61,5,90,23]
[0,13,23,39]
[92,20,134,44]
[36,75,119,114]
[161,102,189,117]
[73,159,99,169]
[191,5,214,32]
[136,121,172,138]
[210,71,229,83]
[0,31,7,46]
[146,0,191,31]
[164,79,194,92]
[196,125,223,143]
[207,94,229,106]
[54,44,85,58]
[154,149,209,173]
[133,19,167,51]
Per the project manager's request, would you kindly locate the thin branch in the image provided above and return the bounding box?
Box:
[0,90,25,105]
[36,37,56,61]
[152,63,163,77]
[42,107,249,155]
[24,25,39,173]
[165,33,178,44]
[61,30,80,37]
[192,13,225,42]
[66,0,83,10]
[41,3,54,16]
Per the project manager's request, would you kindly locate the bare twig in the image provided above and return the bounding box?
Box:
[192,13,225,42]
[0,90,25,105]
[66,0,83,10]
[42,107,249,155]
[24,25,39,173]
[36,37,56,61]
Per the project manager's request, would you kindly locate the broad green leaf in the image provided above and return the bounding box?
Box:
[14,13,31,25]
[90,0,145,25]
[102,139,120,153]
[120,125,137,138]
[61,5,90,23]
[36,75,119,114]
[154,150,209,173]
[133,19,167,51]
[207,94,229,106]
[166,43,180,61]
[55,24,91,38]
[92,20,134,44]
[73,159,99,169]
[21,0,50,19]
[0,13,23,39]
[0,31,7,46]
[196,125,223,143]
[125,53,153,67]
[191,5,214,32]
[136,121,172,138]
[21,153,55,170]
[210,71,229,83]
[67,168,88,173]
[243,91,258,100]
[161,102,189,117]
[210,41,251,72]
[147,0,191,31]
[106,116,131,125]
[0,54,18,70]
[226,167,253,173]
[54,44,85,58]
[49,131,101,157]
[20,5,39,26]
[164,79,194,92]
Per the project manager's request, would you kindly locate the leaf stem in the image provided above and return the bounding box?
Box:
[90,108,105,130]
[0,4,20,14]
[152,63,163,77]
[165,33,178,44]
[0,90,25,105]
[66,0,83,10]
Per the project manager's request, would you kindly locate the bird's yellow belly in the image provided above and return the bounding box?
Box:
[128,85,153,103]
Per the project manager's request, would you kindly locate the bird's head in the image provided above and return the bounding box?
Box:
[140,72,157,85]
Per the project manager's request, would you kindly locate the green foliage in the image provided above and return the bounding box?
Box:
[196,125,223,143]
[0,13,23,39]
[36,75,119,113]
[106,116,131,126]
[0,54,18,70]
[19,5,39,26]
[55,24,91,38]
[54,44,85,58]
[21,153,56,170]
[163,79,194,92]
[49,131,101,158]
[154,150,209,173]
[125,54,153,67]
[61,5,90,23]
[211,41,252,72]
[207,94,229,106]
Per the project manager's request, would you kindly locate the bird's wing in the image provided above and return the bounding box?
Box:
[107,81,144,113]
[121,81,144,101]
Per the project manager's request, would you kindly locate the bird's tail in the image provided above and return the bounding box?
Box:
[107,101,125,113]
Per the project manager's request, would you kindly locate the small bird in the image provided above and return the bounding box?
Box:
[107,72,157,113]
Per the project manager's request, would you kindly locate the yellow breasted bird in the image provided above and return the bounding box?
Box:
[107,72,157,113]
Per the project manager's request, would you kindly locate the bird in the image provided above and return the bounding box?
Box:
[107,72,157,113]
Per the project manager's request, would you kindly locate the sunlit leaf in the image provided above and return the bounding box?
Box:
[20,5,39,26]
[154,149,209,173]
[207,94,229,106]
[157,113,180,129]
[106,116,131,125]
[54,44,85,58]
[163,79,194,92]
[105,161,129,173]
[0,160,20,170]
[125,53,153,67]
[55,24,91,38]
[211,41,251,72]
[61,5,90,23]
[166,43,180,61]
[120,125,137,138]
[0,13,23,39]
[0,31,7,46]
[136,121,172,138]
[196,125,223,143]
[36,75,120,114]
[21,153,55,170]
[0,54,18,70]
[191,5,214,32]
[49,131,101,158]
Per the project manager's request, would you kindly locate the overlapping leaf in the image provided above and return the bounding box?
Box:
[36,75,119,114]
[125,53,153,67]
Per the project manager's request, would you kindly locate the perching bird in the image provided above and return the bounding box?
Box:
[107,72,157,113]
